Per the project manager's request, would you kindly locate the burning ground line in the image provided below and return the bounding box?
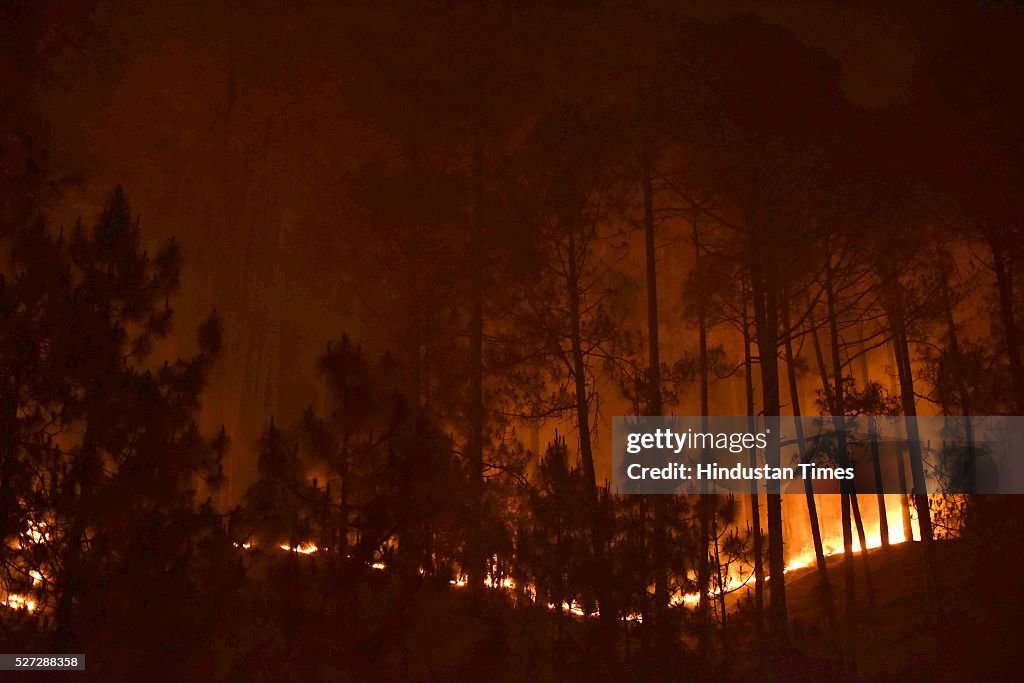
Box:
[232,527,913,623]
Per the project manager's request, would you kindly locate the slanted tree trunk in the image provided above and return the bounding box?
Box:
[782,299,834,627]
[848,487,877,622]
[823,258,878,629]
[868,420,890,549]
[887,292,933,541]
[808,276,858,674]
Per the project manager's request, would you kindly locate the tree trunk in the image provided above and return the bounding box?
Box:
[895,442,914,541]
[989,235,1024,415]
[888,295,933,541]
[748,241,787,639]
[53,523,85,652]
[883,268,946,630]
[0,383,16,571]
[822,256,859,672]
[741,288,765,627]
[340,422,351,558]
[868,421,890,549]
[888,356,914,541]
[695,210,714,656]
[940,266,976,491]
[641,122,669,643]
[713,519,728,632]
[566,225,615,635]
[848,488,877,622]
[857,328,890,550]
[465,127,486,589]
[782,299,834,625]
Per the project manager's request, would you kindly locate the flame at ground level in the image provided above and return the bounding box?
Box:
[279,542,320,554]
[669,491,922,611]
[783,492,918,571]
[1,593,37,612]
[242,492,926,623]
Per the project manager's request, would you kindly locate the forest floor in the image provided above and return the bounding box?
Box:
[4,536,1020,681]
[740,538,1023,681]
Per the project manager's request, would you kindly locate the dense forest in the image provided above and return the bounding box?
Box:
[2,1,1024,681]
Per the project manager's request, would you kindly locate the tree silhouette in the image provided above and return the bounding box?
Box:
[1,186,225,673]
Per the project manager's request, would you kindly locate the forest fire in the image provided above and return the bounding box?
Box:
[783,494,915,571]
[279,542,321,554]
[1,593,36,613]
[4,1,1023,680]
[317,490,919,624]
[784,526,909,572]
